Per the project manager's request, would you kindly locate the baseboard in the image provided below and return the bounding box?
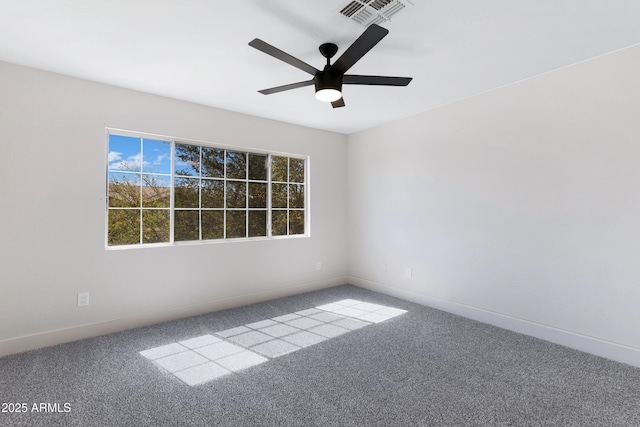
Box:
[349,276,640,369]
[0,276,347,358]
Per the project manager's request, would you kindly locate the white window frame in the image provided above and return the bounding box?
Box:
[105,128,309,249]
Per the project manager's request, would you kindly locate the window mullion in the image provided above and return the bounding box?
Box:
[223,150,227,239]
[286,158,290,236]
[169,141,175,244]
[245,152,249,238]
[304,158,308,236]
[199,146,203,241]
[139,137,144,245]
[267,154,272,237]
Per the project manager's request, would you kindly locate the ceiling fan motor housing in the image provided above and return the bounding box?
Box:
[314,70,343,94]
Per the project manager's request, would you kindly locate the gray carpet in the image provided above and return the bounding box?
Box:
[1,285,639,426]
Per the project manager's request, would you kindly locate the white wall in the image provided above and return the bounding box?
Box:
[0,61,348,356]
[348,45,640,367]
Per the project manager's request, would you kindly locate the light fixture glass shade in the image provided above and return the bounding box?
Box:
[315,88,342,103]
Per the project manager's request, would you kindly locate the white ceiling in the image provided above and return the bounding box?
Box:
[1,1,640,134]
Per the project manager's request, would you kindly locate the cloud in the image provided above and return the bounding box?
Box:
[154,153,169,165]
[109,152,149,171]
[108,151,122,162]
[175,158,192,169]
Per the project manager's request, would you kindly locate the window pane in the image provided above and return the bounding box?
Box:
[108,135,142,172]
[226,151,246,180]
[142,175,170,208]
[175,177,199,209]
[226,211,246,238]
[142,139,171,174]
[248,154,267,181]
[271,156,288,182]
[175,210,199,241]
[289,210,305,235]
[202,210,224,240]
[108,209,140,245]
[201,179,224,208]
[248,210,267,237]
[175,143,200,176]
[289,184,304,209]
[272,183,287,208]
[108,172,140,208]
[201,147,224,178]
[248,182,267,208]
[142,209,170,243]
[226,181,246,208]
[290,158,305,183]
[272,210,287,236]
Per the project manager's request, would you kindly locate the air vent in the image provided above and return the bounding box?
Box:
[351,8,373,25]
[340,1,364,17]
[369,0,392,11]
[339,0,411,27]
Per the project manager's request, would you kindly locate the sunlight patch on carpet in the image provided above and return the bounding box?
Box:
[140,299,407,386]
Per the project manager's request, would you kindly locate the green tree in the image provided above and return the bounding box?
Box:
[108,171,170,246]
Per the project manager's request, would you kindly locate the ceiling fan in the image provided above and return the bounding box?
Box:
[249,24,412,108]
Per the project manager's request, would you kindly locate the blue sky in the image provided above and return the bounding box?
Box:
[108,134,172,175]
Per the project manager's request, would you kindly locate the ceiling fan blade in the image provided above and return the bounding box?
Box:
[343,75,412,86]
[258,80,314,95]
[249,39,319,76]
[330,24,389,75]
[331,98,345,108]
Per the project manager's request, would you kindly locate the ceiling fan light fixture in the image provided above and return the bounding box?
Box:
[314,71,343,103]
[315,88,342,102]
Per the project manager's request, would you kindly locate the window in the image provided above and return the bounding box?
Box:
[107,131,307,247]
[271,156,306,236]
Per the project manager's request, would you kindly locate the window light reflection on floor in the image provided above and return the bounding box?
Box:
[139,299,407,386]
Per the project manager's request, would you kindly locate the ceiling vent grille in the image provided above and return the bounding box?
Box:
[340,1,365,17]
[369,0,393,11]
[339,0,411,27]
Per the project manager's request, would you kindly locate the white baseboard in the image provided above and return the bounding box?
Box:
[0,276,347,358]
[349,275,640,369]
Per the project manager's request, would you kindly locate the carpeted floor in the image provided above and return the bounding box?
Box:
[1,284,639,426]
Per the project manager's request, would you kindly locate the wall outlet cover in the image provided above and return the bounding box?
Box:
[77,292,90,307]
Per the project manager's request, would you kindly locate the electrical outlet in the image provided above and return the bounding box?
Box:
[405,268,412,279]
[316,261,322,270]
[77,292,90,307]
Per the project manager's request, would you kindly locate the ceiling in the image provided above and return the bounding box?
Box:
[1,1,640,135]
